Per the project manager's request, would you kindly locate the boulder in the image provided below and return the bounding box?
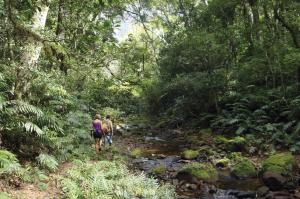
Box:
[232,159,257,179]
[261,153,297,190]
[176,162,218,183]
[215,136,246,152]
[215,158,230,168]
[230,153,257,179]
[262,171,287,191]
[257,186,269,197]
[262,153,297,176]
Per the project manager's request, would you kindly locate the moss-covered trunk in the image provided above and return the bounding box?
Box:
[14,2,50,99]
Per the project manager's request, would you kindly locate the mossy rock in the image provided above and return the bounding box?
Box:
[232,159,256,178]
[215,158,230,168]
[152,166,167,175]
[130,148,143,158]
[262,153,297,176]
[215,136,246,151]
[178,163,218,182]
[181,149,199,160]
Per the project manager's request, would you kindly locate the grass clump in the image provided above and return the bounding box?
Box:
[152,166,167,175]
[130,148,143,158]
[181,149,199,160]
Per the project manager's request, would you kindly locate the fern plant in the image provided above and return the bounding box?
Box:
[209,92,300,152]
[0,149,24,178]
[36,153,58,172]
[60,160,176,199]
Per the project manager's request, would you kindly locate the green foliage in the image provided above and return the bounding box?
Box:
[0,149,29,182]
[60,160,176,199]
[36,153,58,172]
[23,165,49,183]
[0,150,22,175]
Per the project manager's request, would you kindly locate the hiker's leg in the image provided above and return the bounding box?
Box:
[108,134,112,145]
[99,137,103,150]
[95,138,100,152]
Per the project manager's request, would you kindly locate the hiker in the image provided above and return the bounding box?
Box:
[104,115,113,146]
[92,114,103,151]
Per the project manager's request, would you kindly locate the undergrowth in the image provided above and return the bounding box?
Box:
[60,160,176,199]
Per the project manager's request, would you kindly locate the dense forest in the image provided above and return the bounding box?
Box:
[0,0,299,198]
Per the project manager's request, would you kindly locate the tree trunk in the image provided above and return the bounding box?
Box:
[14,3,50,99]
[274,2,300,91]
[56,0,65,41]
[243,2,254,53]
[248,0,260,41]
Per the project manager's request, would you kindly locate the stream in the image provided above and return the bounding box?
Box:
[117,124,297,199]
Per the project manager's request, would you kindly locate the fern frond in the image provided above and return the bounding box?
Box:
[23,122,44,136]
[36,153,58,172]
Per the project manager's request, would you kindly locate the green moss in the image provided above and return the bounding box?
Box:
[262,153,296,176]
[229,152,256,178]
[152,166,167,175]
[179,163,218,182]
[130,148,143,158]
[232,159,256,178]
[215,158,230,167]
[181,149,199,160]
[215,136,246,151]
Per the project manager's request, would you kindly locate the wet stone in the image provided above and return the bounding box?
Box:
[236,191,256,199]
[257,186,269,197]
